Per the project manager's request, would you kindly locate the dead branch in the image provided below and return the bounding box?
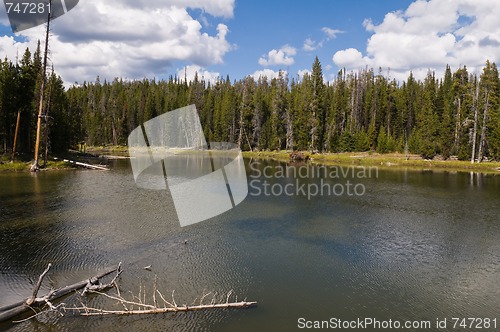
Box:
[65,279,257,317]
[0,263,121,323]
[152,276,158,307]
[26,263,52,306]
[66,287,256,316]
[13,298,67,324]
[81,262,122,296]
[156,289,174,308]
[3,263,257,323]
[84,290,157,310]
[69,300,257,316]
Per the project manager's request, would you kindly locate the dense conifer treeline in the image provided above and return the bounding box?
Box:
[0,45,68,157]
[2,50,500,162]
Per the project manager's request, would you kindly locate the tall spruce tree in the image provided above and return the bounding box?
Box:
[310,57,325,151]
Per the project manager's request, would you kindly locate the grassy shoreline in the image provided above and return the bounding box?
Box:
[0,159,74,173]
[243,150,500,173]
[85,146,500,173]
[0,149,112,173]
[84,145,129,155]
[5,146,499,173]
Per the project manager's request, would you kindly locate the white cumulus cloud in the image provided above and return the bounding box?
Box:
[333,48,366,69]
[251,69,287,81]
[333,0,500,81]
[303,38,322,52]
[258,45,296,66]
[303,27,342,52]
[322,27,344,40]
[177,65,220,84]
[0,0,235,85]
[303,38,316,52]
[297,69,311,80]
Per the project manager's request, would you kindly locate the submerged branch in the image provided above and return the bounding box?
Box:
[3,263,256,323]
[26,263,52,306]
[66,284,256,316]
[69,300,257,316]
[0,263,121,323]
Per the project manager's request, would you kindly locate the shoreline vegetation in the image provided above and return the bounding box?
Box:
[243,150,500,173]
[0,149,113,173]
[0,158,72,172]
[3,146,500,173]
[86,145,500,173]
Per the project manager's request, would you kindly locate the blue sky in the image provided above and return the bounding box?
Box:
[0,0,499,86]
[208,0,415,81]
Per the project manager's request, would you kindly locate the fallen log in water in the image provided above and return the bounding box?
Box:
[1,263,257,324]
[66,287,257,317]
[53,157,109,171]
[0,263,120,323]
[71,300,258,316]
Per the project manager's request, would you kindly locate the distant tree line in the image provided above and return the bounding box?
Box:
[0,44,68,158]
[2,49,500,162]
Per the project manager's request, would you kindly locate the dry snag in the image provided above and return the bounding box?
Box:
[66,276,256,316]
[0,263,121,323]
[0,263,256,324]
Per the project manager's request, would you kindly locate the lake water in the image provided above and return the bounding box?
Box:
[1,159,499,331]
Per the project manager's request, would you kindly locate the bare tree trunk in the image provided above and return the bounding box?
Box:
[285,108,293,151]
[232,112,236,144]
[349,77,355,133]
[454,96,461,149]
[244,127,253,152]
[477,91,489,163]
[111,113,118,146]
[237,104,244,148]
[11,110,21,161]
[32,1,51,171]
[471,80,479,164]
[309,109,316,152]
[43,83,53,167]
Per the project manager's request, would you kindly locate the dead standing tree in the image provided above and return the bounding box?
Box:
[32,0,52,171]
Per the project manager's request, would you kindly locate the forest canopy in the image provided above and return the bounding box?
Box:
[1,48,500,162]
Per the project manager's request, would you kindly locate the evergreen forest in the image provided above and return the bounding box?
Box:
[2,45,500,162]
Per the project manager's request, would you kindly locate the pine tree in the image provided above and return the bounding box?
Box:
[294,73,312,151]
[478,61,500,161]
[450,67,472,160]
[376,125,388,153]
[0,59,20,154]
[57,61,500,161]
[310,57,325,151]
[18,48,38,153]
[415,71,439,158]
[269,70,288,150]
[46,70,69,153]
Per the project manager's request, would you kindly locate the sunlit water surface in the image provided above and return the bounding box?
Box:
[1,159,499,331]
